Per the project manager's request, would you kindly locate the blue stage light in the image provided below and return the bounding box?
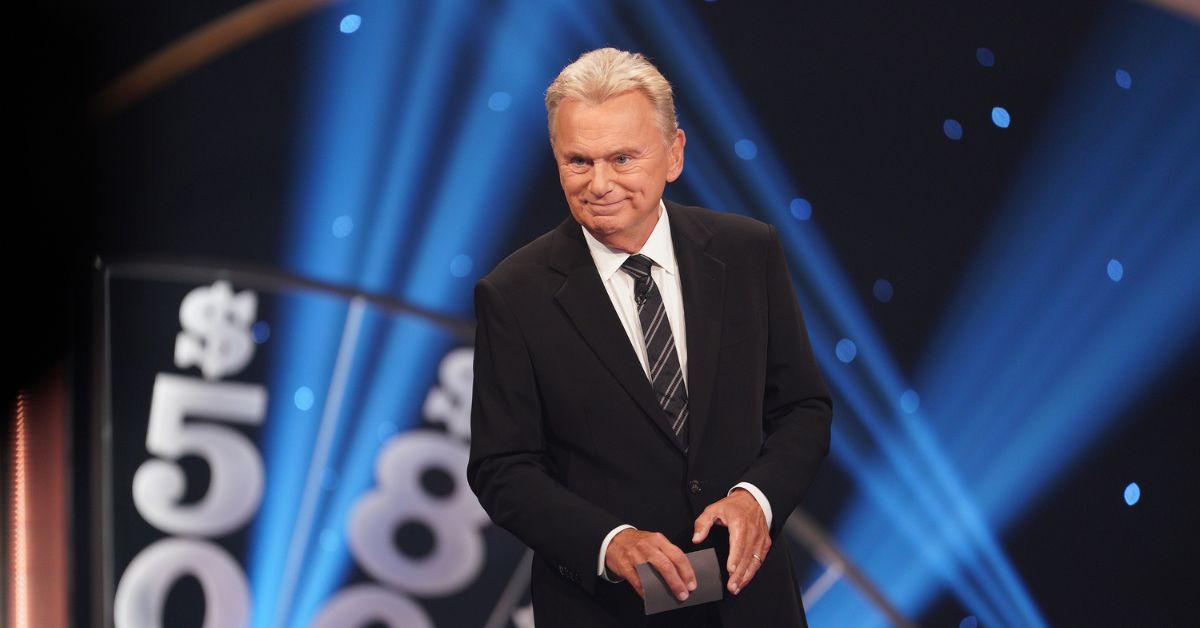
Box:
[836,339,858,363]
[339,14,361,35]
[273,3,583,625]
[628,2,1046,623]
[1115,69,1132,90]
[904,5,1200,624]
[976,48,995,68]
[450,253,473,277]
[318,529,339,552]
[874,279,894,302]
[900,389,920,414]
[320,469,337,491]
[1107,258,1124,282]
[331,215,353,238]
[294,386,315,411]
[253,321,271,344]
[991,106,1011,128]
[376,420,399,442]
[1124,482,1140,506]
[944,118,963,140]
[734,138,758,160]
[960,616,979,628]
[488,91,512,111]
[790,197,813,220]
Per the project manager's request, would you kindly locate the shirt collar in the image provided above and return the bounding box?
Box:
[581,199,677,282]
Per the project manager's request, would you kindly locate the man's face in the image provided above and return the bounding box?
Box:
[552,90,685,249]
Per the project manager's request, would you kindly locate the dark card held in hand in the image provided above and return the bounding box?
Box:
[635,547,724,615]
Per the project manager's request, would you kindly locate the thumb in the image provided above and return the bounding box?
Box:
[693,512,714,543]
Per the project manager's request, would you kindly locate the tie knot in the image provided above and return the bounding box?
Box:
[620,253,656,279]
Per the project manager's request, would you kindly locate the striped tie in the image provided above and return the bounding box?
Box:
[620,253,689,450]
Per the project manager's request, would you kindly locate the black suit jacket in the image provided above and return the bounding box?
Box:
[468,200,833,627]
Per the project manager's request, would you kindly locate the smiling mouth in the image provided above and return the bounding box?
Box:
[589,199,628,210]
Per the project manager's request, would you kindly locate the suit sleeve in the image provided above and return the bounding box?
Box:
[467,277,626,594]
[736,224,833,540]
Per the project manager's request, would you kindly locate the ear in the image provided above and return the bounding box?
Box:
[665,129,686,182]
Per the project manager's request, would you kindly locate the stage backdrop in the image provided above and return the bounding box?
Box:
[76,1,1200,626]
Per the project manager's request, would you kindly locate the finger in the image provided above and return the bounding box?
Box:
[726,517,744,574]
[648,550,691,601]
[740,544,766,589]
[662,542,697,591]
[732,529,769,593]
[692,511,715,543]
[728,523,753,594]
[737,535,770,591]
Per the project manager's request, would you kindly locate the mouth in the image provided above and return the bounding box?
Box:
[587,199,629,213]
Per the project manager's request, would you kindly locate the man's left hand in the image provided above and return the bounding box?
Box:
[691,488,770,595]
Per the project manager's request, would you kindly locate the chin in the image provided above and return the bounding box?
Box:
[583,213,628,236]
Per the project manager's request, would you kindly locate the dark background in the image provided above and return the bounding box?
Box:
[9,1,1198,625]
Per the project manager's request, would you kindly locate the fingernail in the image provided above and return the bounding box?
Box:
[692,534,700,542]
[688,580,697,591]
[730,564,737,572]
[732,585,740,595]
[677,592,689,601]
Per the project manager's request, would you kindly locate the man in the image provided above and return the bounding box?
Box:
[467,48,832,627]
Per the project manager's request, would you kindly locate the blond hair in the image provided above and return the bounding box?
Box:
[544,48,678,147]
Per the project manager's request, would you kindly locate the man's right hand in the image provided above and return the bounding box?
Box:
[604,529,698,600]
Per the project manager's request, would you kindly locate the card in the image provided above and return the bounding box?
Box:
[636,547,724,615]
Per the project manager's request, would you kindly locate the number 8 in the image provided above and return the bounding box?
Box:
[347,431,490,597]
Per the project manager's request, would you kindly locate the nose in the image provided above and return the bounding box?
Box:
[587,161,612,198]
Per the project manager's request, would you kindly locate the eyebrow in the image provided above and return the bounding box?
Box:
[564,146,646,161]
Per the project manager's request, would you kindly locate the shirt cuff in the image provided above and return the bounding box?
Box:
[730,482,773,529]
[598,524,636,582]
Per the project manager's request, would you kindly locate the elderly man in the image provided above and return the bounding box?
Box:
[467,48,832,627]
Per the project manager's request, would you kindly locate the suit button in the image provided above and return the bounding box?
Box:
[689,480,702,495]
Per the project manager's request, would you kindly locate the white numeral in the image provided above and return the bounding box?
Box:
[132,373,267,536]
[347,431,489,596]
[422,347,474,440]
[312,584,433,628]
[113,538,249,628]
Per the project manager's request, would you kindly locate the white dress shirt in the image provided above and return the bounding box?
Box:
[581,199,774,582]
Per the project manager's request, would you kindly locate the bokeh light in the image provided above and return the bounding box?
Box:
[734,138,758,160]
[991,106,1011,128]
[1115,69,1132,90]
[294,386,315,411]
[339,14,361,34]
[944,118,964,140]
[873,279,893,302]
[1107,259,1124,282]
[836,339,858,363]
[488,91,512,112]
[1124,482,1141,506]
[790,197,813,220]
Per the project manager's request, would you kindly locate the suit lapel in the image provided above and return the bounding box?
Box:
[549,201,726,460]
[550,216,687,454]
[664,200,725,468]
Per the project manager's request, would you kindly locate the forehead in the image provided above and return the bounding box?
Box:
[554,90,661,153]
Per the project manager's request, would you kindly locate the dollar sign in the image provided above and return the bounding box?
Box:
[174,280,258,380]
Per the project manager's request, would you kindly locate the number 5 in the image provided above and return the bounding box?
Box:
[132,373,267,536]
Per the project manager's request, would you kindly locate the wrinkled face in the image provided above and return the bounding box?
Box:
[552,90,685,250]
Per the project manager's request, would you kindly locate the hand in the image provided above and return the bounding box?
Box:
[604,529,698,600]
[692,488,769,595]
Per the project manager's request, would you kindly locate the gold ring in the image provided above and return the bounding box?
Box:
[752,553,762,562]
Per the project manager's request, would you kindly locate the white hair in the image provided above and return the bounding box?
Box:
[544,47,678,147]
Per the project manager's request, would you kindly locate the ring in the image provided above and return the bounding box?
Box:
[751,553,762,563]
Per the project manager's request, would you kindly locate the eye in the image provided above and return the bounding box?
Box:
[614,154,632,166]
[568,156,589,168]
